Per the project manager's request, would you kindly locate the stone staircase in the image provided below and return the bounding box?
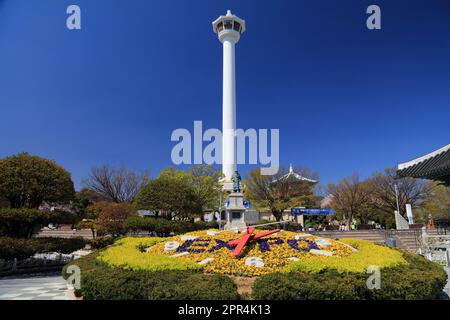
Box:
[388,230,422,253]
[35,225,94,239]
[311,230,387,244]
[311,229,422,253]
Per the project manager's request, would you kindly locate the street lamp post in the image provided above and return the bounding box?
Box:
[394,184,401,215]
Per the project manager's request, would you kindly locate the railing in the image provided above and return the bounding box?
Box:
[425,250,450,267]
[0,254,75,277]
[386,228,423,252]
[422,232,450,267]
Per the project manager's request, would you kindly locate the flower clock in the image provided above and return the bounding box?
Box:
[143,228,356,277]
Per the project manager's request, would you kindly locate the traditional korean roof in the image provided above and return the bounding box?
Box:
[274,164,317,184]
[397,143,450,185]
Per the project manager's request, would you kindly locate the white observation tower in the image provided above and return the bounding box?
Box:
[212,10,246,191]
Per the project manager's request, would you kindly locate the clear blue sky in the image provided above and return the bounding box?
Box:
[0,0,449,190]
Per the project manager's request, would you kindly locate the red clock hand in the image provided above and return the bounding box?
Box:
[230,227,255,257]
[251,229,281,240]
[227,227,281,257]
[229,228,280,246]
[228,238,242,246]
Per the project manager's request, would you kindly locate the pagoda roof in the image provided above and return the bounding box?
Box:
[274,164,317,184]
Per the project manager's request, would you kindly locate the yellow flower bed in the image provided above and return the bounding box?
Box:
[108,230,353,277]
[98,233,407,277]
[283,238,408,273]
[98,237,203,272]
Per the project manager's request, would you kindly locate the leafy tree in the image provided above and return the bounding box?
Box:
[188,165,222,210]
[157,165,222,211]
[244,166,317,221]
[71,188,108,219]
[0,153,75,208]
[420,183,450,220]
[85,201,112,219]
[79,201,135,237]
[134,166,221,220]
[96,203,135,236]
[82,165,148,203]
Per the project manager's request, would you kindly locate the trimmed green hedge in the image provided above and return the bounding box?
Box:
[253,251,447,300]
[62,252,239,300]
[88,236,116,249]
[0,208,79,238]
[123,216,218,237]
[255,220,303,231]
[0,237,86,260]
[253,270,367,300]
[369,252,448,300]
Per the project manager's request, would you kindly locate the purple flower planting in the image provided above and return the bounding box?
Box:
[257,238,284,252]
[208,239,234,253]
[287,239,319,252]
[176,238,211,253]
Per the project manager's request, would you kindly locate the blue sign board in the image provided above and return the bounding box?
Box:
[226,200,252,208]
[291,208,334,216]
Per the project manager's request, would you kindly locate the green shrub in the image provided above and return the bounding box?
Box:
[123,216,217,237]
[88,236,115,249]
[0,208,79,238]
[369,252,448,300]
[63,252,239,300]
[252,220,303,231]
[253,270,368,300]
[0,152,74,209]
[0,237,86,260]
[253,251,447,300]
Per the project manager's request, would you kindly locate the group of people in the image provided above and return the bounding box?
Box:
[338,223,357,231]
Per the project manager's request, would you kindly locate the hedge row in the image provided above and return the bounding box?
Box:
[0,208,79,238]
[123,216,218,237]
[253,251,447,300]
[0,237,86,260]
[62,252,239,300]
[61,244,447,300]
[255,220,304,231]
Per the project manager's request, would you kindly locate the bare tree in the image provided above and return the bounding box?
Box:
[369,167,431,217]
[82,166,148,203]
[328,174,373,228]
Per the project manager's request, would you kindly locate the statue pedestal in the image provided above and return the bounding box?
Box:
[221,179,234,192]
[224,192,247,231]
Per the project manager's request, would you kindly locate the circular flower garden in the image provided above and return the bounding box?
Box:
[97,229,407,277]
[146,230,355,277]
[64,229,448,300]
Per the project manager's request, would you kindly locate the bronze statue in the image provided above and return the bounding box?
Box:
[231,170,242,193]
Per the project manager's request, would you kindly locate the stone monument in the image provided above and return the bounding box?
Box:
[224,171,247,230]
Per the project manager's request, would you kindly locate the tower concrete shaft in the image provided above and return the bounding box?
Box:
[212,10,245,187]
[222,34,237,182]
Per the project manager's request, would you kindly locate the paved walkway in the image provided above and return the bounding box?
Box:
[0,275,70,300]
